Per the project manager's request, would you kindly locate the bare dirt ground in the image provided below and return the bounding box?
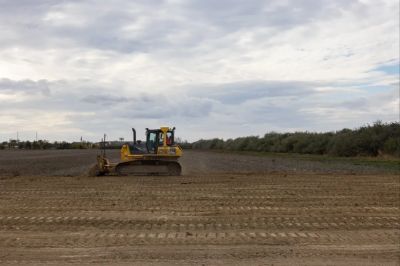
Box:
[0,149,399,265]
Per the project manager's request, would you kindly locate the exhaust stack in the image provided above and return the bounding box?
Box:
[132,128,136,144]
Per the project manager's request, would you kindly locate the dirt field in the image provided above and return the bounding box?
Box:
[0,149,399,265]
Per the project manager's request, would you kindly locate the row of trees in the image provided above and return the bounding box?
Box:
[0,140,94,150]
[191,122,400,157]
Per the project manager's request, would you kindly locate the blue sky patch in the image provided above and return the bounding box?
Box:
[374,62,400,75]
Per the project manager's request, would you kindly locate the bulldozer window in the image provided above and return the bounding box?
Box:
[166,132,173,145]
[158,132,164,146]
[147,132,157,153]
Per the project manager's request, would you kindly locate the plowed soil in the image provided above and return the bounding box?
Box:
[0,149,399,265]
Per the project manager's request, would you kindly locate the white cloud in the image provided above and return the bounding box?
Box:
[0,0,398,141]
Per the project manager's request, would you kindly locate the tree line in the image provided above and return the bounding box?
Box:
[191,121,400,157]
[0,140,94,150]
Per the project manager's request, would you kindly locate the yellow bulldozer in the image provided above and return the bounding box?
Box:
[90,126,183,176]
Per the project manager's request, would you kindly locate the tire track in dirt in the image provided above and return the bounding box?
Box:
[1,230,398,248]
[1,215,399,231]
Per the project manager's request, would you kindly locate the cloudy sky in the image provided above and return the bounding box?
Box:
[0,0,399,142]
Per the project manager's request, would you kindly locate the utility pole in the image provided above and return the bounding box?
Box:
[36,131,38,142]
[16,131,19,149]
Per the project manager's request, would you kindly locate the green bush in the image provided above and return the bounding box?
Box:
[384,137,400,156]
[191,121,400,157]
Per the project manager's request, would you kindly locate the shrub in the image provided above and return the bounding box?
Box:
[191,121,400,157]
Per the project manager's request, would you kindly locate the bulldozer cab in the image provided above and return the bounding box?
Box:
[146,127,175,154]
